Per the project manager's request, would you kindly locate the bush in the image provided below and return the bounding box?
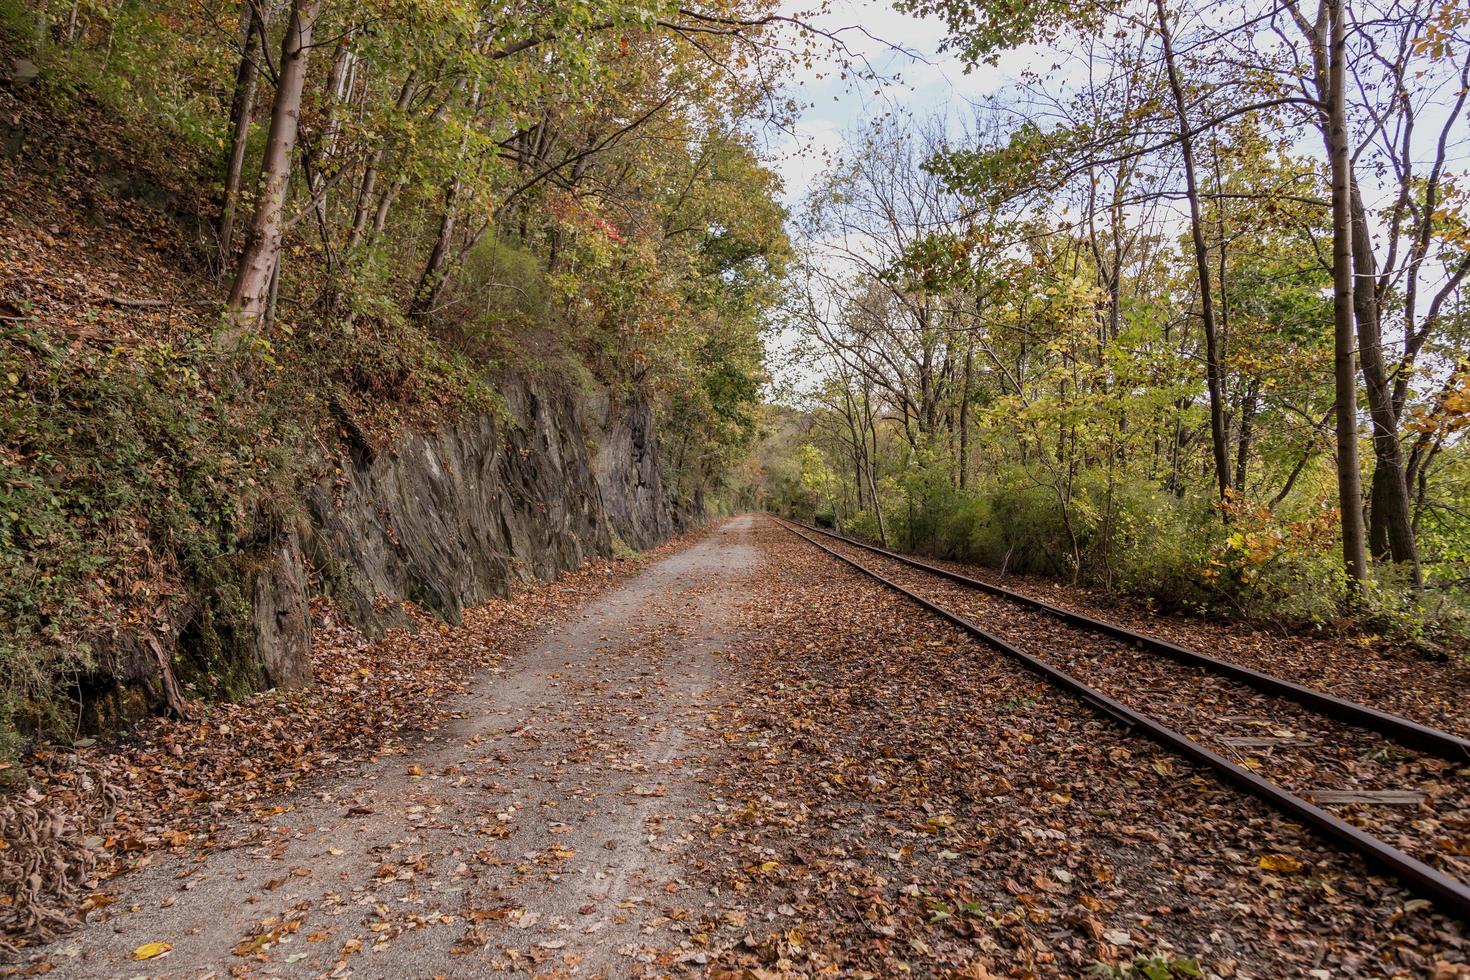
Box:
[1201,502,1348,624]
[846,509,883,543]
[979,475,1076,576]
[1091,475,1214,606]
[835,459,1422,631]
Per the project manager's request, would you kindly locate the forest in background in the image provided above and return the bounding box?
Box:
[1,0,793,745]
[757,0,1470,641]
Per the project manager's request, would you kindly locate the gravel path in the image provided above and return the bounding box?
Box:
[41,517,759,978]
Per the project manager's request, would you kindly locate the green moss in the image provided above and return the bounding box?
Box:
[609,533,641,561]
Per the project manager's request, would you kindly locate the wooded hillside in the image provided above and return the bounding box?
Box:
[1,0,789,748]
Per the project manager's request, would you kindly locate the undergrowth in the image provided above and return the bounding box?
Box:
[835,458,1470,649]
[609,533,642,561]
[0,305,498,753]
[1089,952,1203,979]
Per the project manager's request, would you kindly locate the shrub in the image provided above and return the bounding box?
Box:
[837,459,1430,631]
[846,509,883,542]
[1092,476,1215,607]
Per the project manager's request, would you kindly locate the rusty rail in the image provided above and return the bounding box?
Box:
[784,518,1470,764]
[771,515,1470,923]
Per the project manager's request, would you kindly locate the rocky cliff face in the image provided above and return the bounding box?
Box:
[588,390,675,550]
[302,379,612,636]
[85,376,680,727]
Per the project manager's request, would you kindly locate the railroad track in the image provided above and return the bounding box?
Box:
[770,514,1470,922]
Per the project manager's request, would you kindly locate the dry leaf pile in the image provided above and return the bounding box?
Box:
[682,521,1469,978]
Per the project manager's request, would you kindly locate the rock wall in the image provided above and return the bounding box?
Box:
[301,379,613,637]
[588,390,675,550]
[84,376,679,727]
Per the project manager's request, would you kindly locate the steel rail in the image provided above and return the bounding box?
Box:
[784,518,1470,764]
[771,515,1470,923]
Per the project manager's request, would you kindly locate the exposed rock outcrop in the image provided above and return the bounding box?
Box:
[305,378,613,635]
[79,375,681,728]
[588,389,675,550]
[250,535,313,691]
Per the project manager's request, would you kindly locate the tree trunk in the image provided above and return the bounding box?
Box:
[218,1,264,266]
[841,386,865,510]
[1324,0,1369,588]
[861,386,888,547]
[1234,379,1256,494]
[372,177,403,238]
[264,248,283,327]
[1349,181,1421,584]
[409,85,481,318]
[225,0,322,334]
[306,36,353,279]
[1155,0,1232,507]
[32,1,49,50]
[410,180,461,317]
[348,72,415,250]
[959,338,973,490]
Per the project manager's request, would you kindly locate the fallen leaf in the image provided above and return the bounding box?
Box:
[1258,853,1304,874]
[131,942,172,960]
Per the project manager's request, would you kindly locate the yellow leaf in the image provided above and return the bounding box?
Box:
[131,942,172,960]
[1258,854,1303,874]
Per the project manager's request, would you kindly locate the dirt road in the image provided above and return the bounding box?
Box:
[45,517,759,978]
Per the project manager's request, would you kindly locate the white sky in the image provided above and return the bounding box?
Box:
[765,0,1048,209]
[759,0,1055,396]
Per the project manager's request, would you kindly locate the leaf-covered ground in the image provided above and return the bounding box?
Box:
[788,528,1470,891]
[896,546,1470,740]
[693,520,1469,978]
[0,530,701,961]
[9,516,1470,978]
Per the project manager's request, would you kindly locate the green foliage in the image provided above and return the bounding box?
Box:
[761,94,1470,636]
[1,317,294,739]
[845,509,883,542]
[822,440,1470,641]
[893,0,1115,66]
[0,304,498,745]
[6,0,235,155]
[1089,952,1203,980]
